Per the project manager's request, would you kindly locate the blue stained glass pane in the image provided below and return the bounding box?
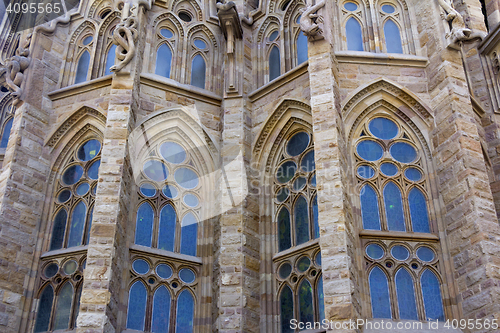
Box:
[382,4,395,13]
[269,46,281,81]
[155,44,172,78]
[277,161,297,183]
[135,203,154,247]
[357,165,375,179]
[312,195,319,238]
[194,39,206,49]
[159,204,176,252]
[295,196,310,246]
[280,286,294,333]
[360,185,381,230]
[175,290,194,333]
[63,165,83,185]
[180,213,198,256]
[317,276,325,321]
[344,2,358,10]
[152,286,171,333]
[34,285,54,332]
[346,17,363,51]
[179,268,196,283]
[421,270,445,321]
[83,36,92,45]
[67,201,87,247]
[78,139,101,161]
[297,31,308,64]
[132,259,150,274]
[105,44,116,75]
[44,263,58,278]
[409,188,430,233]
[315,252,321,266]
[76,182,90,195]
[293,177,306,191]
[161,29,173,38]
[369,117,398,140]
[88,159,101,180]
[191,54,206,89]
[384,20,403,54]
[391,245,409,261]
[156,264,173,279]
[390,142,416,163]
[160,142,186,164]
[127,281,147,330]
[53,282,73,330]
[140,183,157,197]
[405,167,422,181]
[366,244,384,259]
[269,31,279,41]
[287,132,309,156]
[380,162,398,176]
[175,168,199,189]
[183,194,199,207]
[0,118,13,148]
[50,209,68,251]
[278,207,291,252]
[85,206,94,244]
[144,160,168,182]
[301,150,315,172]
[357,140,383,161]
[395,268,418,320]
[384,182,405,231]
[299,279,314,324]
[162,184,178,198]
[75,51,90,84]
[276,187,289,202]
[369,267,392,318]
[279,263,292,279]
[417,246,435,262]
[58,190,71,203]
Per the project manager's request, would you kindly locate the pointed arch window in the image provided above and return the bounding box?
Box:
[0,101,14,150]
[191,54,206,89]
[269,45,281,81]
[296,30,308,65]
[155,27,176,79]
[380,3,405,53]
[383,19,403,53]
[104,44,116,75]
[346,17,364,51]
[74,50,91,84]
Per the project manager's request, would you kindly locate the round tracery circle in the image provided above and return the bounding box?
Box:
[297,256,311,272]
[276,161,297,183]
[143,160,168,182]
[366,244,384,260]
[82,36,93,45]
[160,29,173,38]
[132,259,150,275]
[76,183,90,196]
[344,2,358,10]
[380,162,398,176]
[287,132,310,156]
[269,30,279,41]
[293,177,307,191]
[194,39,207,49]
[77,139,101,161]
[183,194,199,207]
[160,142,186,164]
[382,4,395,13]
[62,165,84,185]
[404,167,422,181]
[416,246,435,262]
[276,187,290,202]
[300,150,315,172]
[58,190,71,203]
[63,260,78,275]
[279,263,292,279]
[175,168,199,189]
[140,183,157,197]
[162,184,178,198]
[356,140,383,161]
[156,264,173,279]
[369,117,398,140]
[88,159,101,180]
[390,142,417,163]
[179,268,196,283]
[391,245,410,261]
[44,263,59,278]
[357,165,375,179]
[178,11,192,22]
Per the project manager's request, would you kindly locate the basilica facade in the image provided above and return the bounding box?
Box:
[0,0,499,332]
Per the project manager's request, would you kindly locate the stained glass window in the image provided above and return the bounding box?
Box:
[409,188,430,233]
[296,31,308,65]
[278,207,292,252]
[384,182,405,231]
[126,281,148,330]
[280,286,294,333]
[395,268,418,320]
[346,17,364,51]
[180,213,198,256]
[0,117,12,148]
[159,204,176,251]
[421,269,445,321]
[105,44,116,76]
[34,285,54,332]
[135,202,154,247]
[360,185,381,230]
[53,282,74,330]
[369,267,392,318]
[156,44,172,78]
[191,54,206,89]
[269,46,281,81]
[176,290,194,332]
[74,51,90,84]
[384,19,403,53]
[152,286,171,333]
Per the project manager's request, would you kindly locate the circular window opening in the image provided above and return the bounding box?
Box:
[82,36,93,46]
[63,260,78,275]
[100,9,111,19]
[1,86,9,92]
[179,11,192,22]
[44,263,59,278]
[344,2,358,11]
[382,4,395,13]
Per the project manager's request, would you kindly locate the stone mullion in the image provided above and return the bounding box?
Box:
[76,6,147,333]
[420,1,500,323]
[306,4,360,328]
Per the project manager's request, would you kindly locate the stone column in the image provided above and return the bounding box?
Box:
[305,1,360,329]
[76,3,148,332]
[418,0,500,324]
[215,4,260,332]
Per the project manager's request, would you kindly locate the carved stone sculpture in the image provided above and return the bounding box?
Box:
[0,34,31,106]
[299,0,326,41]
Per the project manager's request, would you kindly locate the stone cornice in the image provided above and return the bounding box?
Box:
[359,230,439,242]
[479,24,500,54]
[130,244,203,264]
[248,61,309,102]
[47,75,113,101]
[335,51,428,67]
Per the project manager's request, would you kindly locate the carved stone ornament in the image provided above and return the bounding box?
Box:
[0,33,31,106]
[111,0,155,72]
[299,0,326,41]
[436,0,486,49]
